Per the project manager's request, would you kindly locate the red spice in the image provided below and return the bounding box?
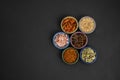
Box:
[62,47,78,64]
[61,16,78,34]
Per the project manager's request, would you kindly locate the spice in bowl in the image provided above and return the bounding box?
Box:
[79,16,96,34]
[61,16,78,34]
[62,47,79,64]
[80,47,97,64]
[53,32,69,49]
[70,32,88,49]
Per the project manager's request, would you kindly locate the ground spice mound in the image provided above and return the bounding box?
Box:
[71,32,87,49]
[61,16,78,34]
[79,16,96,34]
[81,47,96,63]
[63,47,78,64]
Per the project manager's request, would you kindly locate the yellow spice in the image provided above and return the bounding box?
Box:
[79,16,96,33]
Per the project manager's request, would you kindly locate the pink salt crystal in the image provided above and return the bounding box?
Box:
[54,33,68,47]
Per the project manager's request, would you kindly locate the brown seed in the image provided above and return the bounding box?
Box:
[70,32,88,49]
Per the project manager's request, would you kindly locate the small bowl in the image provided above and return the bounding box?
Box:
[53,32,69,49]
[80,47,97,64]
[61,16,78,34]
[79,16,96,34]
[62,47,79,65]
[70,31,88,49]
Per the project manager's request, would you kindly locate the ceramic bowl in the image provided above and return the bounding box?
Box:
[61,16,78,34]
[70,31,88,49]
[80,47,97,64]
[53,32,69,49]
[79,16,96,34]
[62,47,79,64]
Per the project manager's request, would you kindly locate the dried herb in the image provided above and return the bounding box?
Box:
[81,47,96,63]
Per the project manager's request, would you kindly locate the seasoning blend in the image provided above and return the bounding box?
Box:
[62,47,79,64]
[79,16,96,34]
[52,15,97,65]
[61,16,78,34]
[53,32,69,49]
[80,47,97,64]
[70,32,88,49]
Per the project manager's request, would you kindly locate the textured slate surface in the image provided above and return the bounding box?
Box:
[1,0,120,80]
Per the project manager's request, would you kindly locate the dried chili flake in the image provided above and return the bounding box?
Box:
[61,16,78,34]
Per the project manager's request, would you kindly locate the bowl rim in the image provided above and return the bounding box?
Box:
[70,31,88,49]
[62,47,79,65]
[61,16,78,34]
[78,16,96,34]
[52,32,70,49]
[80,46,97,64]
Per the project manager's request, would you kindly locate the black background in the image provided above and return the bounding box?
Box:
[1,0,120,80]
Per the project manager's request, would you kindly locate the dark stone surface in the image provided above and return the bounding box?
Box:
[1,0,120,80]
